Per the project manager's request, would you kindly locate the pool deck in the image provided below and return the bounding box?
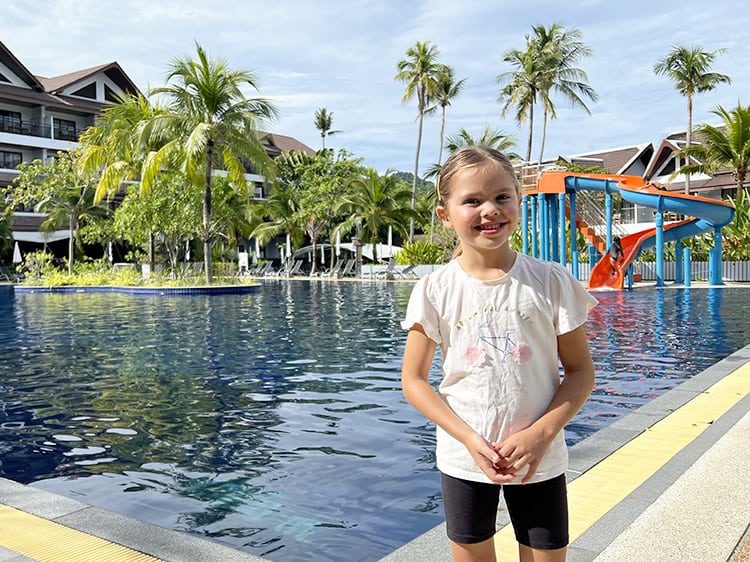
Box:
[0,336,749,560]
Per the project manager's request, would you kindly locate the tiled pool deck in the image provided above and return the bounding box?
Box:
[0,292,749,561]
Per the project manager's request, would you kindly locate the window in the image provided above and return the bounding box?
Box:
[53,118,77,141]
[0,151,22,169]
[71,82,96,99]
[0,110,22,134]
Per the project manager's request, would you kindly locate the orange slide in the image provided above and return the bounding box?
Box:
[588,221,691,290]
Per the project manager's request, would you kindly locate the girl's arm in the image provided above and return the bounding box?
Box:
[494,324,595,483]
[401,325,515,483]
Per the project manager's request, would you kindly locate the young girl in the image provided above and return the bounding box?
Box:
[401,146,596,562]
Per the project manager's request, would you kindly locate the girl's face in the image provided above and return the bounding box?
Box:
[436,162,520,256]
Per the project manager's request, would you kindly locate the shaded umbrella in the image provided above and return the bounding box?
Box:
[12,242,22,264]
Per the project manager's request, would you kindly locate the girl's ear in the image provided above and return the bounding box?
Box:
[435,205,452,228]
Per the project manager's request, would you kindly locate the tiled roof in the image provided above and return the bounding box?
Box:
[566,145,649,174]
[263,133,316,157]
[38,61,141,97]
[0,41,43,90]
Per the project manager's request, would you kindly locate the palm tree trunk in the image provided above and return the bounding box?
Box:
[68,216,75,275]
[203,144,214,284]
[410,112,425,242]
[685,96,693,194]
[430,107,448,240]
[538,108,549,173]
[525,105,535,162]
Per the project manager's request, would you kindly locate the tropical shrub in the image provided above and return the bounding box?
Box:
[396,240,446,265]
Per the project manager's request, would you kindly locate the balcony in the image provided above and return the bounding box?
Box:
[0,118,80,142]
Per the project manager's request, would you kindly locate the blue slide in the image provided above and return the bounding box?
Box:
[538,172,736,289]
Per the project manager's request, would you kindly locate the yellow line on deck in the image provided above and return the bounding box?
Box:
[0,504,164,562]
[495,361,750,558]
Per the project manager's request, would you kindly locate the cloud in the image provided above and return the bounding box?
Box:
[4,0,750,174]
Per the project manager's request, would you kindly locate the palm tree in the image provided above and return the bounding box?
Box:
[677,102,750,196]
[530,23,597,165]
[395,40,444,241]
[423,125,518,183]
[145,42,278,283]
[78,92,162,203]
[497,44,542,162]
[313,107,342,149]
[335,169,415,264]
[248,181,305,263]
[78,93,166,267]
[654,45,731,193]
[434,66,466,166]
[444,126,517,156]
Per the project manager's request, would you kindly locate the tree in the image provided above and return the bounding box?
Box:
[530,23,597,165]
[78,92,163,204]
[313,108,342,149]
[248,177,305,262]
[145,42,278,283]
[434,66,466,166]
[677,102,750,196]
[395,40,445,241]
[444,126,517,156]
[423,126,518,184]
[497,24,596,165]
[273,148,365,274]
[10,150,109,274]
[497,43,542,162]
[654,45,731,193]
[112,173,201,274]
[335,169,415,263]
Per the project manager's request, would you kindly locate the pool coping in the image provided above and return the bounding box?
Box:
[12,284,261,296]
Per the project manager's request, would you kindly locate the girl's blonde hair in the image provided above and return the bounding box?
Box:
[436,146,520,206]
[435,146,520,257]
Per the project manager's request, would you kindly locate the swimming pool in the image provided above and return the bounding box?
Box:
[0,282,747,561]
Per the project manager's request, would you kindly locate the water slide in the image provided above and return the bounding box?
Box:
[536,172,736,290]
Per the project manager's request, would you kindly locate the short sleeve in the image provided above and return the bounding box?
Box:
[400,275,442,345]
[548,264,598,335]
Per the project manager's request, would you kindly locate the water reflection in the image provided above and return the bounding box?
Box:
[0,283,748,561]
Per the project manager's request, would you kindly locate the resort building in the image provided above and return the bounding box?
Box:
[0,41,314,259]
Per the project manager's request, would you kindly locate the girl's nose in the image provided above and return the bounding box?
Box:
[481,201,501,216]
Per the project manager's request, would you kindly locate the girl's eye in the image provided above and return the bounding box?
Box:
[464,198,480,205]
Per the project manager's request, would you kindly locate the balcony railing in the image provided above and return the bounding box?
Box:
[0,118,80,142]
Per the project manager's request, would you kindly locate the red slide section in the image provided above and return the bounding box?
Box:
[588,221,690,289]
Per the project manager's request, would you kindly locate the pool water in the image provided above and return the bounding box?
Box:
[0,282,747,561]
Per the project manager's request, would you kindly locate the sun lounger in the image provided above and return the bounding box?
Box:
[338,258,357,278]
[395,264,418,279]
[374,259,398,279]
[0,265,14,282]
[321,260,344,277]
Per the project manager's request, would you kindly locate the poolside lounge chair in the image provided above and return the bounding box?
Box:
[321,260,344,277]
[374,258,398,280]
[253,262,273,277]
[0,266,13,282]
[395,264,418,279]
[289,260,304,276]
[338,259,357,278]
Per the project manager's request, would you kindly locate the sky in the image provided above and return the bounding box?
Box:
[4,0,749,175]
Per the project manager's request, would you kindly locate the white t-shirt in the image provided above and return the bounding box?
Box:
[401,253,597,484]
